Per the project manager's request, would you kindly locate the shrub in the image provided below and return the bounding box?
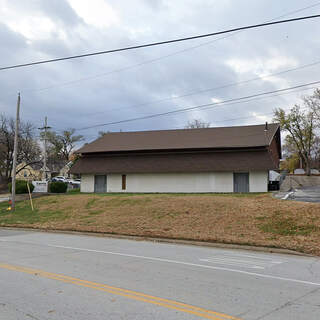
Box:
[49,181,68,193]
[68,188,80,193]
[8,180,34,194]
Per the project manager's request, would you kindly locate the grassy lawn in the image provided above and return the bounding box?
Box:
[0,192,320,255]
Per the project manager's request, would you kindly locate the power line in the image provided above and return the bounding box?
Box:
[0,1,316,100]
[198,86,316,113]
[81,102,312,144]
[1,14,320,71]
[7,1,317,97]
[75,80,320,131]
[211,105,310,125]
[78,58,320,117]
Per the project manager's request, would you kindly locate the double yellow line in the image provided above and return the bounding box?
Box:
[0,262,241,320]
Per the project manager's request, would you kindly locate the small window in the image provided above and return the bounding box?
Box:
[122,175,126,190]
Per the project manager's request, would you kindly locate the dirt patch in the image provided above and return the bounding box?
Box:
[1,193,320,255]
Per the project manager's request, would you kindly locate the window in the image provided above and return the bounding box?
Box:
[122,175,126,190]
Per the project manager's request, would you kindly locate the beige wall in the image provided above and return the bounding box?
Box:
[116,172,234,193]
[80,174,95,193]
[81,171,268,193]
[249,171,268,192]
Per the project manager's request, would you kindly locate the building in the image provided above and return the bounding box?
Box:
[15,160,71,181]
[16,162,42,181]
[70,123,281,193]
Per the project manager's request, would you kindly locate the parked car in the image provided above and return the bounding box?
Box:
[51,176,67,183]
[69,179,80,186]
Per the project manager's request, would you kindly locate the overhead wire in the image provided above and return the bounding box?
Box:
[19,2,320,95]
[77,58,320,117]
[82,101,311,143]
[2,2,319,105]
[75,80,320,131]
[3,4,320,138]
[1,14,320,71]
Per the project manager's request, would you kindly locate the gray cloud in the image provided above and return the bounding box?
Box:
[0,0,320,144]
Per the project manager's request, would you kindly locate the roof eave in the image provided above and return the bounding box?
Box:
[78,145,269,156]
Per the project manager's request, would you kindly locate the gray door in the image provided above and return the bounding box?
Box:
[234,173,249,193]
[94,175,106,193]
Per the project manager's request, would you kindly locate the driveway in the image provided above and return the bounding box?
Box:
[0,229,320,319]
[292,186,320,203]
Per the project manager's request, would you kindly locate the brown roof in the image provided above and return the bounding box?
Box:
[77,123,280,154]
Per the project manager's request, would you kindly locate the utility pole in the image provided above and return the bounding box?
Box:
[38,117,51,180]
[11,93,21,211]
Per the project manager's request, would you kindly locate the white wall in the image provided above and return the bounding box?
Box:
[249,171,268,192]
[80,174,95,193]
[81,171,268,193]
[107,172,234,193]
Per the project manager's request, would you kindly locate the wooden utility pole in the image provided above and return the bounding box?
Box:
[11,93,21,211]
[39,117,51,180]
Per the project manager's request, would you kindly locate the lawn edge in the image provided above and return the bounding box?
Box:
[0,226,311,257]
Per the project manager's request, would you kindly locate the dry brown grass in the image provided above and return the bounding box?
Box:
[1,193,320,255]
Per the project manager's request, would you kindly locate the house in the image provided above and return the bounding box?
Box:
[16,160,71,181]
[70,123,281,193]
[16,162,42,181]
[48,160,71,178]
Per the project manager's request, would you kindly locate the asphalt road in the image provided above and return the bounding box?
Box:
[0,230,319,320]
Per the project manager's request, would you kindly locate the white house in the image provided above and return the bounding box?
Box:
[70,123,281,193]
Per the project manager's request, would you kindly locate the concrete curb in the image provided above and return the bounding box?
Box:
[0,226,311,257]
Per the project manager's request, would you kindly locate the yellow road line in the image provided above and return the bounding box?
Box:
[0,262,242,320]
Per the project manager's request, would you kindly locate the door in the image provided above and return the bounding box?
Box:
[94,175,106,193]
[233,173,249,193]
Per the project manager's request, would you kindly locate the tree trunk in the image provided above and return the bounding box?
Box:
[305,158,311,176]
[301,153,311,175]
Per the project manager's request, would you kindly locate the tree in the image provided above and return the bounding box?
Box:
[280,135,301,173]
[274,98,319,175]
[312,136,320,169]
[46,129,83,162]
[185,119,210,129]
[0,115,41,182]
[98,130,121,138]
[304,88,320,121]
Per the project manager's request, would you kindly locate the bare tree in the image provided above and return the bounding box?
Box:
[185,119,210,129]
[0,115,41,182]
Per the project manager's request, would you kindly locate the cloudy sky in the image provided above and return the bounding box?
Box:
[0,0,320,143]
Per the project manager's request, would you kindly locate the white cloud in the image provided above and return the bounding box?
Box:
[225,53,299,89]
[0,4,53,40]
[67,0,119,29]
[250,111,272,123]
[226,54,298,78]
[211,98,222,104]
[0,0,319,136]
[0,0,68,41]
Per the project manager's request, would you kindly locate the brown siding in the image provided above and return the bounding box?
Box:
[70,149,277,174]
[268,128,281,168]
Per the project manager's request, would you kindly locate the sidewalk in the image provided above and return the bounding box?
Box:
[0,193,10,203]
[0,193,48,203]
